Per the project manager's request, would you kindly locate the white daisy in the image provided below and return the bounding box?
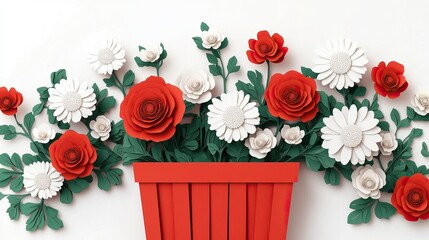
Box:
[48,78,97,123]
[207,91,260,143]
[88,38,126,75]
[321,105,382,165]
[23,162,64,200]
[312,36,368,90]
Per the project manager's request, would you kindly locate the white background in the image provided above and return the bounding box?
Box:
[1,0,429,239]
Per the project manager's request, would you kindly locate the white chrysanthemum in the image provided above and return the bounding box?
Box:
[312,36,368,90]
[281,125,305,145]
[412,90,429,116]
[48,78,97,123]
[90,115,112,141]
[32,123,56,144]
[352,165,386,199]
[244,128,277,159]
[88,38,126,75]
[176,69,215,104]
[207,91,260,143]
[321,105,382,165]
[23,162,64,200]
[140,44,163,62]
[201,28,225,49]
[379,132,398,156]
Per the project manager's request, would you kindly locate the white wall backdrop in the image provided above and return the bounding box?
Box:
[1,0,429,239]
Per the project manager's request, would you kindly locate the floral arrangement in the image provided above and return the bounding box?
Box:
[2,22,429,231]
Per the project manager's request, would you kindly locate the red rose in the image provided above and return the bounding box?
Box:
[265,71,320,122]
[391,173,429,221]
[0,87,23,116]
[371,61,408,98]
[246,30,288,64]
[120,76,185,142]
[49,130,97,180]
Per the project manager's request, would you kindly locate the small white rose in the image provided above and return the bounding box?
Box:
[412,90,429,116]
[201,28,225,49]
[351,165,386,199]
[32,124,56,144]
[379,132,398,156]
[244,128,277,159]
[281,125,304,145]
[176,69,215,104]
[90,115,112,141]
[140,44,163,62]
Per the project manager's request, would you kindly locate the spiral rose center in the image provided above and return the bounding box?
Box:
[286,130,298,140]
[146,51,156,60]
[223,106,245,129]
[34,173,51,190]
[98,124,107,131]
[63,92,83,112]
[421,97,429,105]
[407,191,424,207]
[363,178,376,189]
[284,89,300,104]
[259,43,270,53]
[188,80,202,91]
[330,52,352,74]
[255,133,269,148]
[0,97,12,108]
[207,35,217,44]
[65,148,81,162]
[98,48,115,64]
[341,125,363,147]
[383,75,396,87]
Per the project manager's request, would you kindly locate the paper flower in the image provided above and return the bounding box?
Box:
[321,105,382,165]
[48,78,97,123]
[244,128,277,159]
[201,28,225,49]
[265,71,320,122]
[412,89,429,116]
[23,161,64,199]
[0,87,23,116]
[49,130,97,180]
[139,44,163,62]
[371,61,408,98]
[120,76,185,142]
[246,30,288,64]
[351,165,386,199]
[281,125,305,145]
[90,115,112,141]
[392,173,429,221]
[207,91,260,143]
[379,132,398,156]
[88,38,126,75]
[176,69,215,104]
[312,36,368,90]
[32,123,56,144]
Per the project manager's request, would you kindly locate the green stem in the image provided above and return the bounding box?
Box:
[215,50,228,93]
[111,71,126,96]
[265,60,271,89]
[376,156,385,172]
[156,63,161,77]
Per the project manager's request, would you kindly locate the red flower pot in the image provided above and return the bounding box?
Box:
[133,162,300,240]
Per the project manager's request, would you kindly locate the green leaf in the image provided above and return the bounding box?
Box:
[226,142,249,162]
[309,132,318,145]
[45,206,64,230]
[32,103,45,115]
[174,149,192,162]
[10,176,23,192]
[407,106,416,120]
[22,202,45,231]
[192,37,205,50]
[375,201,397,219]
[200,22,209,31]
[185,101,195,113]
[0,192,4,200]
[150,143,163,161]
[349,198,375,210]
[95,171,111,191]
[110,120,124,144]
[209,64,222,76]
[305,155,321,171]
[184,140,198,151]
[7,195,25,220]
[66,176,93,193]
[206,53,218,64]
[106,168,122,185]
[123,70,135,87]
[422,142,429,157]
[378,121,390,131]
[226,56,240,74]
[22,154,40,165]
[398,118,411,129]
[37,87,49,99]
[347,208,372,224]
[410,128,423,138]
[103,75,116,87]
[23,113,35,131]
[301,66,318,79]
[59,187,73,204]
[324,168,340,185]
[11,153,23,171]
[57,121,70,130]
[0,153,13,168]
[98,96,116,114]
[207,143,219,155]
[352,86,367,97]
[390,109,400,126]
[0,125,17,140]
[50,69,66,85]
[218,38,229,50]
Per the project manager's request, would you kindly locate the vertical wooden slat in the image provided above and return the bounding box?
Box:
[172,183,192,240]
[139,183,162,240]
[158,183,174,240]
[253,183,274,240]
[210,183,229,240]
[268,183,290,239]
[247,183,257,240]
[191,183,210,240]
[229,183,247,240]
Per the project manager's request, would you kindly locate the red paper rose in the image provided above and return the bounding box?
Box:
[265,71,320,122]
[49,130,97,180]
[246,30,288,64]
[0,87,23,116]
[371,61,408,98]
[391,173,429,221]
[120,76,185,142]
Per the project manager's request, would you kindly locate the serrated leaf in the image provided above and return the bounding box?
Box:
[123,70,135,87]
[375,201,396,219]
